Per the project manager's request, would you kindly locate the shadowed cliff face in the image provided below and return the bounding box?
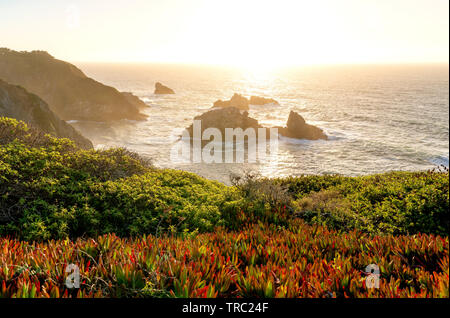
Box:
[0,79,93,149]
[0,48,147,122]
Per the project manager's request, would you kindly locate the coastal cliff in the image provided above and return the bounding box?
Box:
[0,48,147,122]
[0,79,93,149]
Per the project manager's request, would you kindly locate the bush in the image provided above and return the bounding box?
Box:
[0,118,236,240]
[289,170,449,236]
[0,116,76,151]
[294,189,358,232]
[227,171,292,229]
[0,118,448,239]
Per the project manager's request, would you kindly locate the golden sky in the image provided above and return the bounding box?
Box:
[1,0,449,68]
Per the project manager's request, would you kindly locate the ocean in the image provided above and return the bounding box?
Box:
[71,63,449,184]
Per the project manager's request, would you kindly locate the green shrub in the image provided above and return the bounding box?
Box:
[0,116,76,151]
[290,170,449,236]
[0,118,448,239]
[0,118,236,240]
[227,171,292,229]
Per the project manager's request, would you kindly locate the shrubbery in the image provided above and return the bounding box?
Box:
[0,118,238,240]
[232,170,449,236]
[289,170,449,236]
[0,118,449,298]
[0,117,448,240]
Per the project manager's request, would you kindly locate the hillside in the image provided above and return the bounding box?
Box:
[0,80,92,149]
[0,118,448,298]
[0,48,147,121]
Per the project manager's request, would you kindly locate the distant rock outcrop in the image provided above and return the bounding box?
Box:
[0,48,147,122]
[277,111,327,140]
[154,82,175,94]
[213,93,249,111]
[0,79,93,149]
[249,96,279,105]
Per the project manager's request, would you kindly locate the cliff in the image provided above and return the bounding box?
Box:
[0,48,147,122]
[0,79,93,149]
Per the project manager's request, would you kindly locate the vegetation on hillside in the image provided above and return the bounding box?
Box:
[1,222,447,298]
[0,118,448,298]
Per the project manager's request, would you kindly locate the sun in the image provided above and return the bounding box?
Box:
[171,0,335,69]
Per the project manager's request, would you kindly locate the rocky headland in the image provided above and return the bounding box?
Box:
[0,48,147,122]
[0,79,93,149]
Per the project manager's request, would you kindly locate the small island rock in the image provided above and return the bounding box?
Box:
[212,93,249,110]
[154,82,175,94]
[186,107,262,138]
[249,96,279,105]
[278,111,327,140]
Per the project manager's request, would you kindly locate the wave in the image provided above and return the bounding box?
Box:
[428,155,449,167]
[279,135,326,145]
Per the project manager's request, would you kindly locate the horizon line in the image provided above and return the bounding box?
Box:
[70,60,450,68]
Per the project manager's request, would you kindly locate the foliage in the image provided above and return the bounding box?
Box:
[232,170,449,236]
[289,169,449,236]
[0,117,449,298]
[0,118,235,240]
[0,220,447,298]
[1,118,448,239]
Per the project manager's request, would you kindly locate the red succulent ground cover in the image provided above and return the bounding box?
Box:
[1,218,448,298]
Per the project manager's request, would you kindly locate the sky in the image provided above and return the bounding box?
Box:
[1,0,449,68]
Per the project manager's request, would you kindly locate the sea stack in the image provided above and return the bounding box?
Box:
[185,107,262,138]
[154,82,175,94]
[212,93,249,111]
[249,96,279,105]
[278,111,327,140]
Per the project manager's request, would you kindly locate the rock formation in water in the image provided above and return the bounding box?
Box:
[277,111,327,140]
[185,108,327,141]
[249,96,279,105]
[213,93,249,111]
[186,107,263,137]
[0,48,147,122]
[154,82,175,94]
[0,79,93,149]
